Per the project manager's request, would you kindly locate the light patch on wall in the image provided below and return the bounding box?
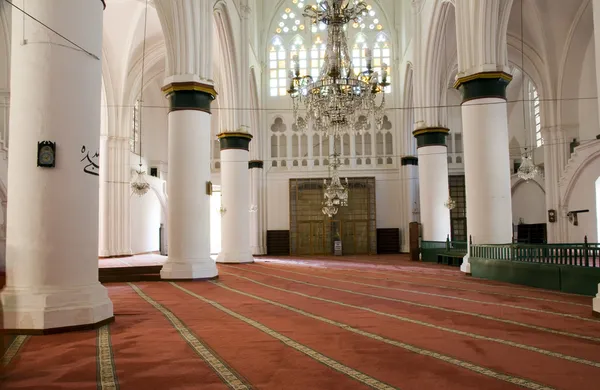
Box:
[596,177,600,242]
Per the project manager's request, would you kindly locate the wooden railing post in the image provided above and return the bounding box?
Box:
[469,235,473,256]
[584,236,590,267]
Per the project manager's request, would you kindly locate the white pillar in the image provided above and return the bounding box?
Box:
[249,161,266,255]
[160,81,218,279]
[413,129,451,242]
[1,0,113,331]
[400,157,419,252]
[455,73,514,273]
[99,136,132,257]
[216,132,254,264]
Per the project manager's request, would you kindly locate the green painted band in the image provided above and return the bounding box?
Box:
[414,131,448,149]
[455,73,511,103]
[165,90,214,113]
[249,160,264,169]
[401,156,418,166]
[219,136,252,151]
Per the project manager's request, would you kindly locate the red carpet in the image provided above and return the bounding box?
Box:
[2,256,600,389]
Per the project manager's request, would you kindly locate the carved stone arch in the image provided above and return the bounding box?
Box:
[249,66,261,160]
[422,0,455,127]
[556,0,594,128]
[561,143,600,206]
[121,40,167,140]
[0,0,10,89]
[511,175,545,196]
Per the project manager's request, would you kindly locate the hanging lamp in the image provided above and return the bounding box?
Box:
[516,0,539,182]
[131,0,151,196]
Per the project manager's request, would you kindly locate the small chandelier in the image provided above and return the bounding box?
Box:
[322,153,349,218]
[517,148,539,181]
[287,0,389,138]
[249,205,258,213]
[444,197,456,210]
[131,168,150,196]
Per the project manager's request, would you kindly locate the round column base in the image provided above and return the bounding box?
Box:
[216,251,254,264]
[460,255,471,275]
[250,246,266,256]
[160,259,218,279]
[1,283,113,331]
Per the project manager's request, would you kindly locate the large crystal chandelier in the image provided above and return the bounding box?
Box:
[322,153,349,217]
[517,148,539,181]
[287,0,389,138]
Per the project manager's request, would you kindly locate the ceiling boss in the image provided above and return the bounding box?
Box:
[287,0,389,138]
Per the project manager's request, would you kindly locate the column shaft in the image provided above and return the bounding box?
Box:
[417,146,451,242]
[217,133,253,264]
[249,161,265,255]
[160,82,218,279]
[400,157,419,252]
[455,72,514,273]
[1,0,113,330]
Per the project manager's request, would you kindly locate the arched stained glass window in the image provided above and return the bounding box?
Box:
[529,82,542,147]
[269,36,288,97]
[269,0,391,97]
[130,98,141,155]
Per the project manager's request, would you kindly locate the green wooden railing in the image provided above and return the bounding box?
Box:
[421,236,467,263]
[470,236,600,268]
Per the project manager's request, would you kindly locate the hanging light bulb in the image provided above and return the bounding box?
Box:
[131,0,151,197]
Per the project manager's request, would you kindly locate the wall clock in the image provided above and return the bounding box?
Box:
[37,141,56,168]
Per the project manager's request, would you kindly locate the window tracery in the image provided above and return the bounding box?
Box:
[269,1,390,97]
[529,82,542,147]
[130,98,141,155]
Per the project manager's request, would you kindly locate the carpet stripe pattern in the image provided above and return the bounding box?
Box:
[96,325,119,390]
[1,336,29,367]
[239,264,600,343]
[170,282,397,390]
[209,278,551,390]
[251,264,599,323]
[2,256,600,389]
[219,270,600,368]
[129,283,253,390]
[302,265,589,307]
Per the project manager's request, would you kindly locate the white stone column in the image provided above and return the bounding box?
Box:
[413,128,451,242]
[217,132,254,264]
[1,0,113,331]
[160,81,218,279]
[400,157,419,252]
[249,160,266,255]
[99,136,131,257]
[455,75,514,273]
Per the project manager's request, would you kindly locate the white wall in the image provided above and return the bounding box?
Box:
[565,155,600,242]
[130,191,161,254]
[266,171,401,231]
[578,37,600,142]
[512,180,546,225]
[128,80,168,253]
